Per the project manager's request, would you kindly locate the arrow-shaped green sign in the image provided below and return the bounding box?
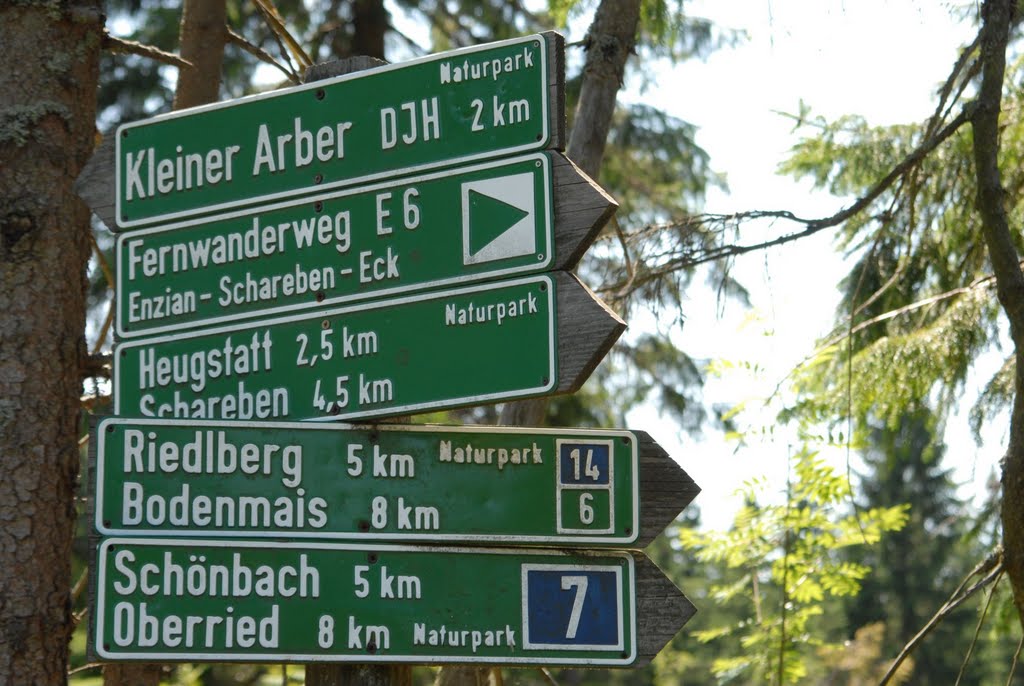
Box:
[91,539,694,666]
[112,153,616,339]
[112,273,624,422]
[90,418,698,547]
[103,34,560,229]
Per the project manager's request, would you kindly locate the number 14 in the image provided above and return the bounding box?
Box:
[569,448,600,481]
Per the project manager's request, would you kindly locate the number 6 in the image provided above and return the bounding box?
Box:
[579,493,594,525]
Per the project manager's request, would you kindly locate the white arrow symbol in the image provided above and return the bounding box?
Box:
[462,172,536,265]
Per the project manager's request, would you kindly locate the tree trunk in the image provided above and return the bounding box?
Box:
[352,0,388,60]
[567,0,641,179]
[174,0,228,110]
[0,2,102,684]
[971,0,1024,627]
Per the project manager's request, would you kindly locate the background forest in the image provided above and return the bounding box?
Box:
[4,0,1024,684]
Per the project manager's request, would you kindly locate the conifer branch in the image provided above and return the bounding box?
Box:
[102,32,192,70]
[819,269,1004,351]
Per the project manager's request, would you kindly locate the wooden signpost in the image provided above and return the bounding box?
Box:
[80,30,700,678]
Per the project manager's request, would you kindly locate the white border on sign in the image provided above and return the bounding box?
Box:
[112,274,557,421]
[114,154,554,339]
[555,438,615,534]
[520,562,627,652]
[93,538,636,666]
[115,34,551,229]
[92,417,640,545]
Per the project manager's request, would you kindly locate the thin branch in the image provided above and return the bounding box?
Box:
[620,101,977,280]
[71,567,89,606]
[925,33,982,139]
[819,269,1002,351]
[88,231,113,290]
[253,0,312,70]
[226,27,300,83]
[879,550,1004,686]
[91,304,114,356]
[102,32,192,70]
[1005,633,1023,686]
[955,569,1003,685]
[757,263,1013,408]
[537,668,559,685]
[67,661,102,678]
[610,216,637,304]
[80,353,111,381]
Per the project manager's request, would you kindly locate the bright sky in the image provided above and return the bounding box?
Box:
[608,1,996,529]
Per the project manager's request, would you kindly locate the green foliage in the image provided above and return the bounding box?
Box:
[774,64,1024,434]
[788,286,1000,430]
[680,449,908,684]
[839,410,1006,685]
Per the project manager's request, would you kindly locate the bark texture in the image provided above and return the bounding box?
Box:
[566,0,641,179]
[351,0,388,60]
[971,0,1024,626]
[173,0,228,110]
[0,1,102,683]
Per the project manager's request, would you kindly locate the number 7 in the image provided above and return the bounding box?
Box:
[561,575,589,639]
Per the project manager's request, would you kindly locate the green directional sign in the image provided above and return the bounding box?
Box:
[91,418,642,545]
[112,273,625,422]
[113,275,563,422]
[115,155,552,338]
[115,34,558,229]
[93,538,638,665]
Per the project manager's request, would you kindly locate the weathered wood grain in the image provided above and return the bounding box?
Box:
[554,271,626,395]
[634,552,697,667]
[550,152,617,270]
[74,133,116,231]
[544,30,566,151]
[634,430,700,548]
